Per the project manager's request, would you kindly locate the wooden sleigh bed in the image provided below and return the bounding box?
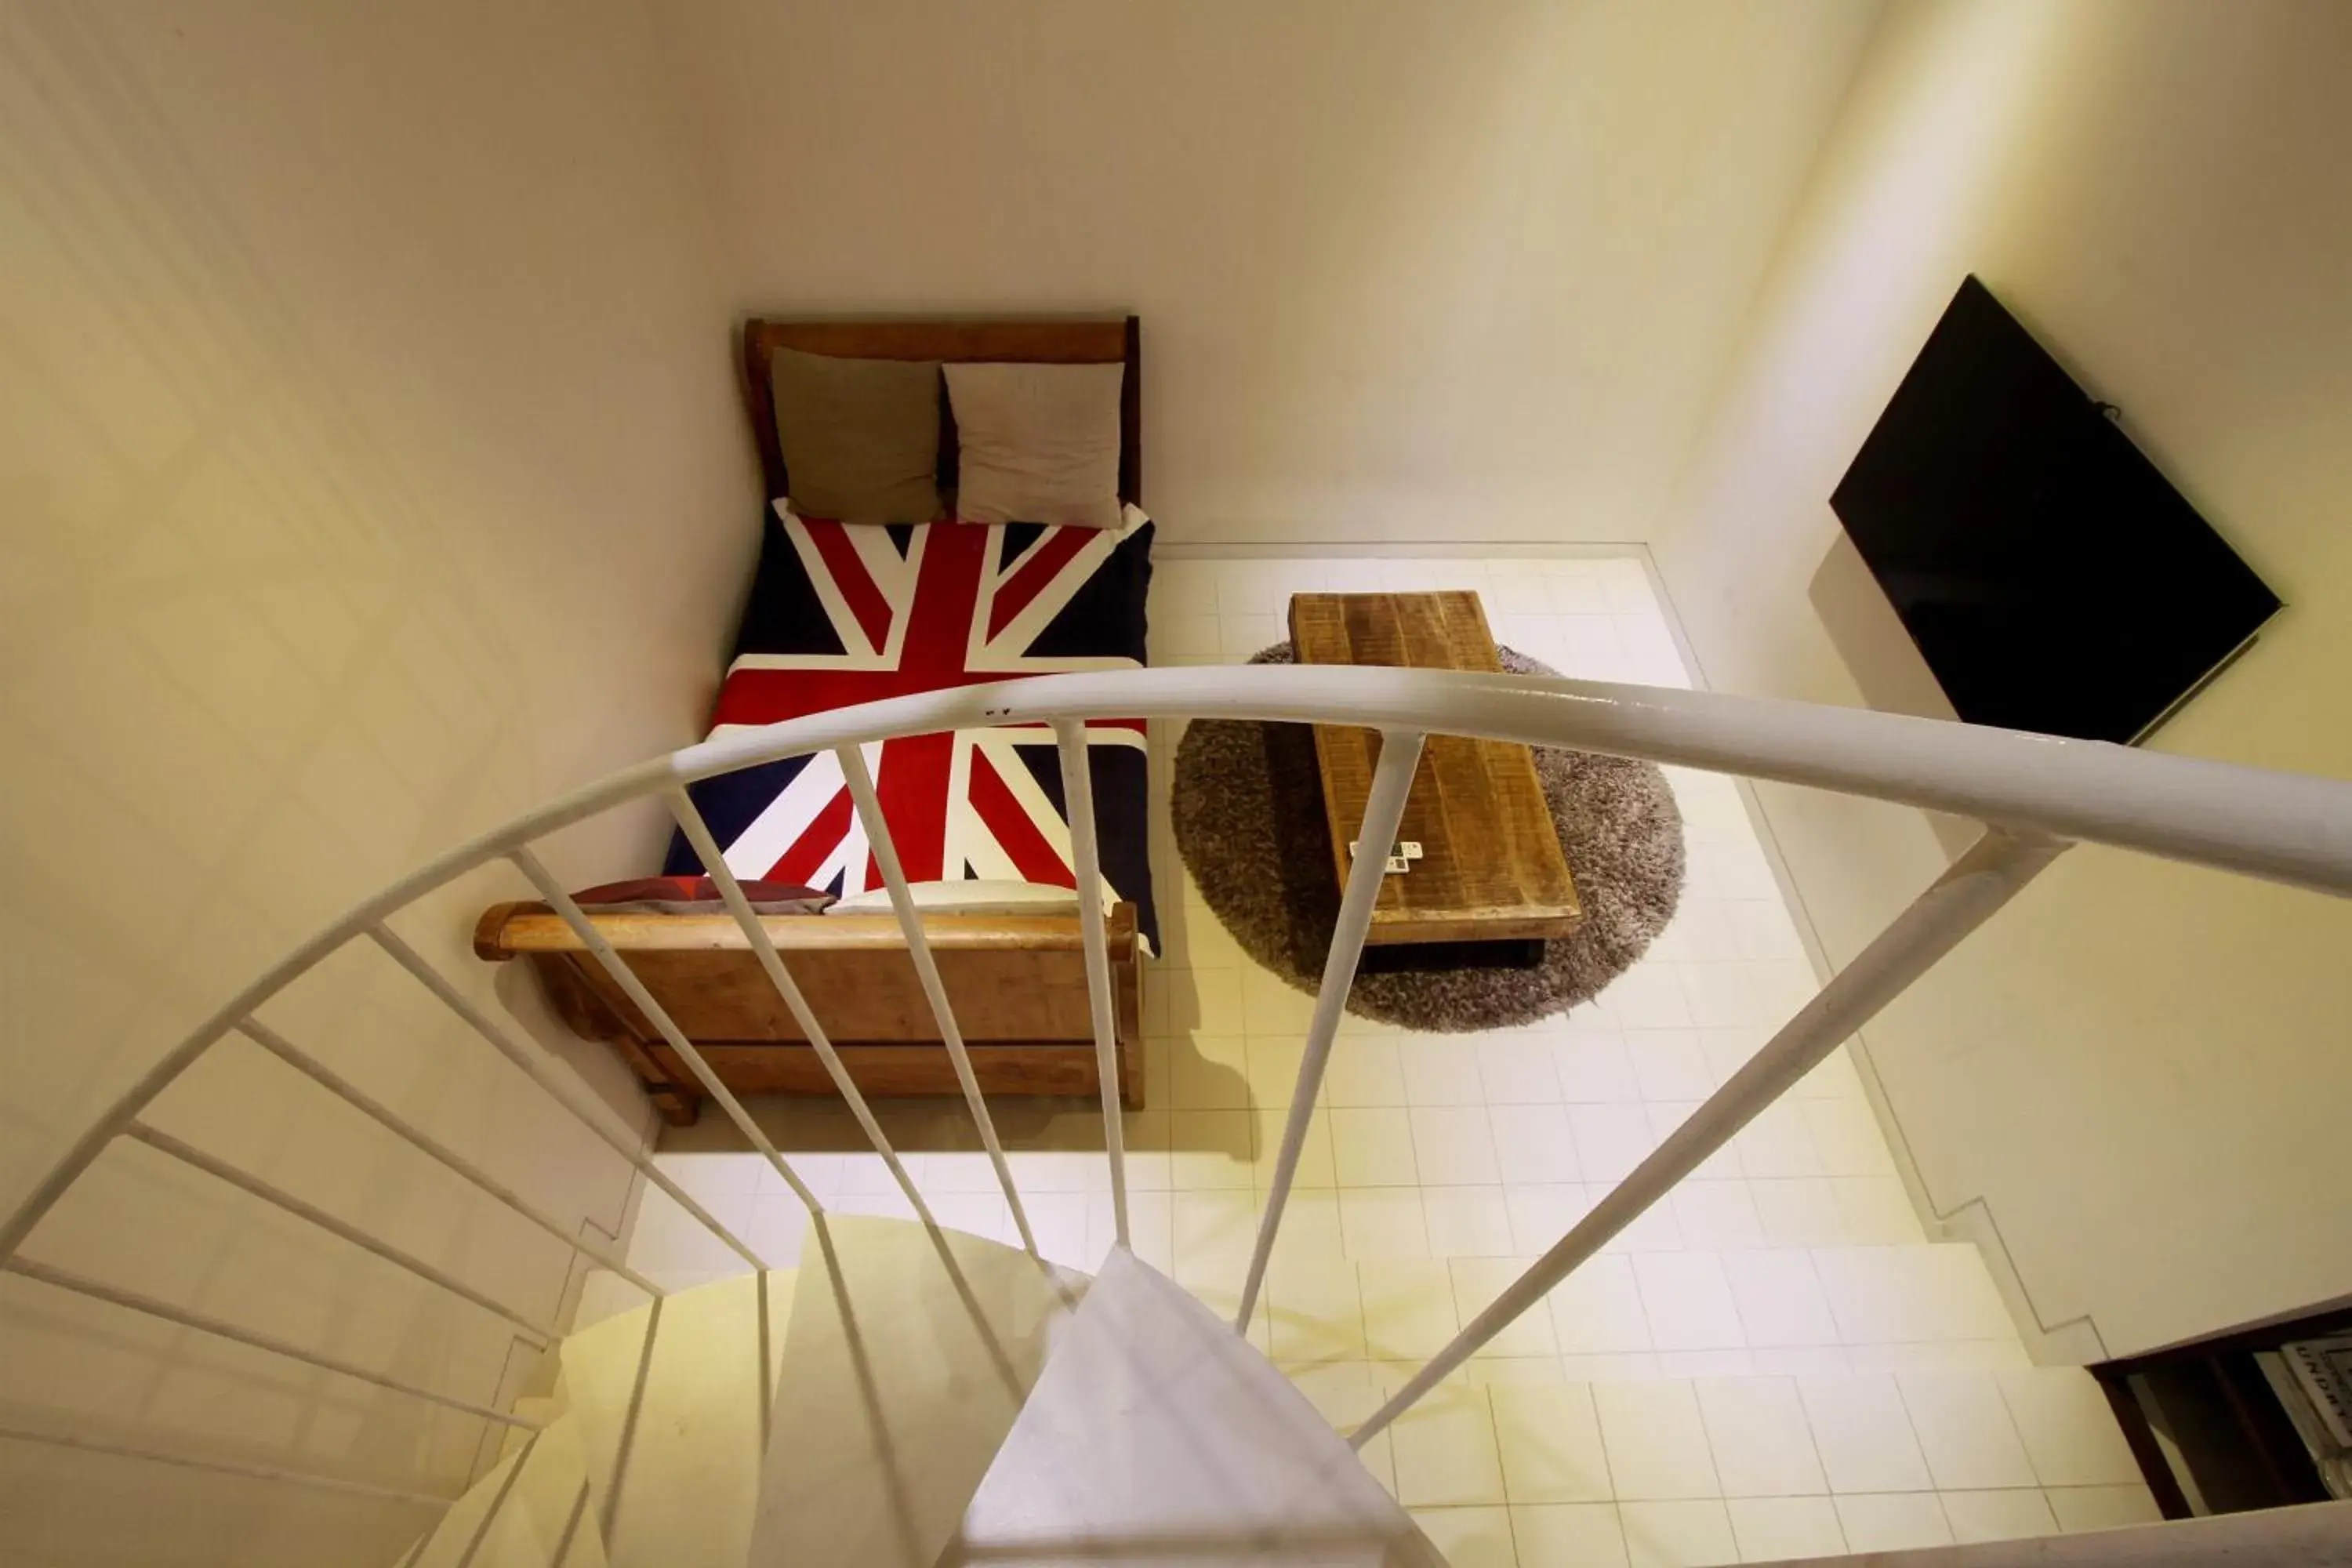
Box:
[476,315,1151,1125]
[474,902,1145,1125]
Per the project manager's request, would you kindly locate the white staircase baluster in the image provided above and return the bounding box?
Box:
[560,1249,801,1561]
[0,1421,454,1504]
[548,1480,592,1567]
[1349,829,2068,1444]
[368,924,765,1270]
[123,1121,559,1344]
[834,743,1038,1255]
[446,1432,538,1568]
[0,939,379,1266]
[509,846,825,1216]
[1236,728,1425,1330]
[2,1256,542,1428]
[0,1038,222,1265]
[1051,719,1130,1250]
[667,785,935,1225]
[236,1018,662,1297]
[0,749,685,1270]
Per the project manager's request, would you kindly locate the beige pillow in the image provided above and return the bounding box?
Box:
[945,361,1125,528]
[768,347,944,523]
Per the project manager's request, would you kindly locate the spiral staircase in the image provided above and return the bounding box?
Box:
[397,1212,1441,1568]
[9,664,2352,1567]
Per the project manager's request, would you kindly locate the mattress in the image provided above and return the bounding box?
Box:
[665,503,1159,951]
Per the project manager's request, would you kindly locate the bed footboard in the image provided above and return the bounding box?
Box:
[474,902,1145,1124]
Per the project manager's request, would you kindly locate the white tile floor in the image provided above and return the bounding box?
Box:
[618,552,2157,1565]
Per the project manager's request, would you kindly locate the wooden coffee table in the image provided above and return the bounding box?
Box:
[1289,591,1581,946]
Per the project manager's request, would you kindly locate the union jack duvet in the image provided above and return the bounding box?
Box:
[664,503,1158,951]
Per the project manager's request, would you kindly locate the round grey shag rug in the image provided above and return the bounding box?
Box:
[1171,644,1686,1033]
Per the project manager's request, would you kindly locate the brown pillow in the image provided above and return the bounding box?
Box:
[768,347,944,523]
[944,361,1125,528]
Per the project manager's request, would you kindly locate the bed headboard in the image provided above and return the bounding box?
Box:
[740,315,1142,511]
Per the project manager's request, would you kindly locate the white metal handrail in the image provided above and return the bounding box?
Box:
[5,662,2350,1510]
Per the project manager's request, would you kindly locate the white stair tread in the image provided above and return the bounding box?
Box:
[947,1247,1443,1568]
[749,1213,1087,1568]
[559,1264,797,1566]
[500,1414,608,1568]
[403,1443,530,1568]
[405,1409,604,1568]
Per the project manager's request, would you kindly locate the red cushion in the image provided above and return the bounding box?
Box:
[569,876,833,914]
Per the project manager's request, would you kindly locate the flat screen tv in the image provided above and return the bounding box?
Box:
[1830,276,2279,745]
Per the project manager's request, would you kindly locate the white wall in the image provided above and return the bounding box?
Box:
[0,1,753,1559]
[659,0,1883,546]
[1649,0,2352,1358]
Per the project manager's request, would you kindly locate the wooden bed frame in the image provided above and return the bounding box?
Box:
[474,902,1145,1125]
[478,315,1149,1125]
